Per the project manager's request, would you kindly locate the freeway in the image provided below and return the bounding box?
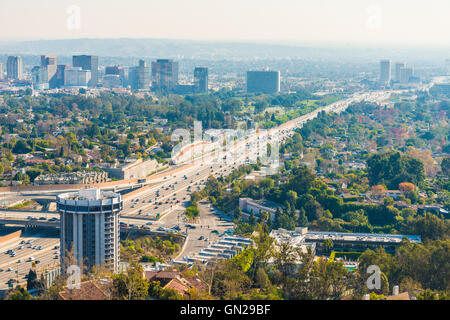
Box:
[0,231,59,290]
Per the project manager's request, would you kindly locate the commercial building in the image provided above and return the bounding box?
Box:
[103,74,122,88]
[194,67,208,93]
[102,158,160,180]
[246,70,280,94]
[40,55,58,88]
[64,67,91,87]
[57,188,122,273]
[31,66,49,90]
[151,59,179,92]
[0,62,3,79]
[399,67,414,84]
[73,55,99,87]
[395,62,406,82]
[270,227,421,255]
[239,197,282,219]
[56,65,69,88]
[379,60,391,83]
[34,171,108,185]
[7,56,23,80]
[129,60,150,90]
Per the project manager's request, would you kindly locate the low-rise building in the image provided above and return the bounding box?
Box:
[102,158,160,180]
[34,171,108,185]
[269,227,421,254]
[239,197,283,219]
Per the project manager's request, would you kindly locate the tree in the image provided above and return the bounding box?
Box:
[367,152,425,189]
[441,158,450,177]
[185,205,200,221]
[26,269,42,291]
[383,196,394,207]
[323,239,334,254]
[399,182,415,194]
[234,207,242,221]
[7,287,33,300]
[249,209,256,226]
[298,208,308,226]
[12,140,32,154]
[112,263,149,300]
[371,185,387,198]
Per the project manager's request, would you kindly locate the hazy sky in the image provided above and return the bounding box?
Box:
[1,0,450,46]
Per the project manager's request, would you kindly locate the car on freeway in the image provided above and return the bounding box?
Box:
[198,236,204,240]
[54,245,59,249]
[39,217,47,220]
[27,257,35,262]
[145,222,153,225]
[17,259,23,263]
[35,260,40,264]
[18,246,23,250]
[173,225,181,231]
[7,267,13,272]
[54,255,59,259]
[157,227,166,232]
[37,246,42,250]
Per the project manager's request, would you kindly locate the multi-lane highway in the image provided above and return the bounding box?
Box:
[0,231,59,290]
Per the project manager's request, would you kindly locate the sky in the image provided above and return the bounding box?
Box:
[1,0,450,46]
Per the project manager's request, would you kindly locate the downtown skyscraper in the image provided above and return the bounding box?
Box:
[73,55,99,87]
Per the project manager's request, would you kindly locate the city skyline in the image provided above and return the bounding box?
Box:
[1,0,450,47]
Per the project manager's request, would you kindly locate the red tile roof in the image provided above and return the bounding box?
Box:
[59,281,108,300]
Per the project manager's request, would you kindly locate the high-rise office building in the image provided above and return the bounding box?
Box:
[151,59,179,91]
[73,55,99,87]
[64,67,91,87]
[400,67,414,84]
[0,63,3,79]
[57,188,122,272]
[56,65,69,88]
[395,62,406,82]
[31,66,49,90]
[41,55,58,88]
[380,60,391,83]
[7,56,23,80]
[194,67,208,93]
[246,70,280,94]
[129,60,150,90]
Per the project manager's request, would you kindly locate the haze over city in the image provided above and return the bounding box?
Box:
[1,0,450,46]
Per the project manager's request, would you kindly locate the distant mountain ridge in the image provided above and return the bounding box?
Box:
[0,38,446,62]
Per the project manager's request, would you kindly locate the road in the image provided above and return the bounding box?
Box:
[0,231,59,290]
[174,201,234,262]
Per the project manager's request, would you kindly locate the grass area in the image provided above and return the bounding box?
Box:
[8,200,37,210]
